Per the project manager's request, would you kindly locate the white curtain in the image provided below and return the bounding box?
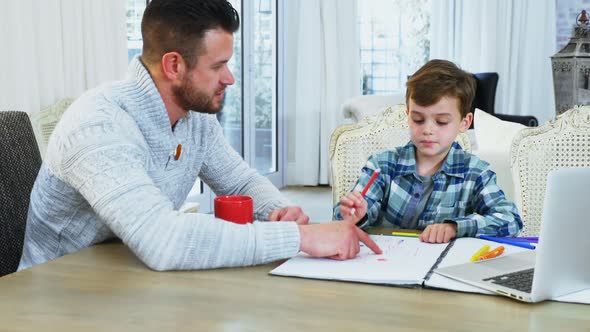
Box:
[284,0,361,185]
[431,0,557,125]
[0,0,128,114]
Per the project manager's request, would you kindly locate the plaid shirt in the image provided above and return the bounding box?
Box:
[334,142,523,238]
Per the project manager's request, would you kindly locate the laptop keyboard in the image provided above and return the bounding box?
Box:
[483,268,535,293]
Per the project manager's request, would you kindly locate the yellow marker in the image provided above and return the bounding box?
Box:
[470,244,491,262]
[391,232,420,238]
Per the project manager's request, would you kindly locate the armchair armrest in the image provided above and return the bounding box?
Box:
[494,114,538,127]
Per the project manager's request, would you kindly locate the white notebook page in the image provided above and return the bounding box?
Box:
[270,235,449,285]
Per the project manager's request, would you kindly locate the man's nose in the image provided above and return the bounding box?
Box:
[221,66,235,86]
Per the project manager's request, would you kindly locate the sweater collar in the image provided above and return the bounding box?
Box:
[124,56,191,159]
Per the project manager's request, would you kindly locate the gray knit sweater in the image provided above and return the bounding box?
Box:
[18,57,301,271]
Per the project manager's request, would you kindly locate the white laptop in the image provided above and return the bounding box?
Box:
[435,167,590,303]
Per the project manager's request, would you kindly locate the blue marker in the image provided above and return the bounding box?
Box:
[479,235,536,250]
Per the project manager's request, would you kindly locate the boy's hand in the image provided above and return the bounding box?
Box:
[338,191,368,224]
[420,222,457,243]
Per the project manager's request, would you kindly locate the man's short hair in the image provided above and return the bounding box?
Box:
[405,59,476,118]
[141,0,240,68]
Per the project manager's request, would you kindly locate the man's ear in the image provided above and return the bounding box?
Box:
[161,52,187,81]
[460,112,473,132]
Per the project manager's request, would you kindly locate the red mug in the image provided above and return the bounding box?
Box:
[214,195,254,224]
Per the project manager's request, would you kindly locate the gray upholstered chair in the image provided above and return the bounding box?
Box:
[0,111,42,277]
[472,72,538,127]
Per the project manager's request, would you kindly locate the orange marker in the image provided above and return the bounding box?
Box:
[478,246,504,261]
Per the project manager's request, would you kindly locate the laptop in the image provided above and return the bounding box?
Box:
[435,167,590,303]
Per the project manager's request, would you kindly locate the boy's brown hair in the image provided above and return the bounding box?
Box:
[405,59,476,118]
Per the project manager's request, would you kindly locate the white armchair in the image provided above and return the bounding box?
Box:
[329,105,471,206]
[340,93,524,202]
[511,107,590,236]
[29,98,74,159]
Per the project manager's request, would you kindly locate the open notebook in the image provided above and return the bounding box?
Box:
[270,235,590,304]
[271,235,449,287]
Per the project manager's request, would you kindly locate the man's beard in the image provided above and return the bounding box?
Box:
[172,76,225,114]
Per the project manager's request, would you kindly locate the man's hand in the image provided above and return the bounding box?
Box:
[298,221,382,260]
[268,206,309,225]
[338,191,367,224]
[419,223,457,243]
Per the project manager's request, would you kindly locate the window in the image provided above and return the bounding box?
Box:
[358,0,431,95]
[125,0,146,61]
[252,0,277,175]
[215,0,279,176]
[216,0,243,159]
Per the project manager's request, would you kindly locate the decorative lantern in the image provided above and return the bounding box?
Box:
[552,10,590,115]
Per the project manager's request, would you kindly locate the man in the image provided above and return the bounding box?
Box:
[19,0,380,271]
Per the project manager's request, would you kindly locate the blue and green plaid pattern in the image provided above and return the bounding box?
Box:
[334,142,523,238]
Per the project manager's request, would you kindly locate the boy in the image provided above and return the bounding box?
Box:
[334,59,522,243]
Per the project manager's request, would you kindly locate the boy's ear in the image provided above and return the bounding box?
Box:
[459,112,473,132]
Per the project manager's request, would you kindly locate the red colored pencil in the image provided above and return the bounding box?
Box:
[360,168,381,196]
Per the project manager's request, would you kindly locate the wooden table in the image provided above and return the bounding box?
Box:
[1,243,588,332]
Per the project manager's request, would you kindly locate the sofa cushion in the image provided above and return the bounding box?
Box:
[474,108,525,152]
[472,109,525,203]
